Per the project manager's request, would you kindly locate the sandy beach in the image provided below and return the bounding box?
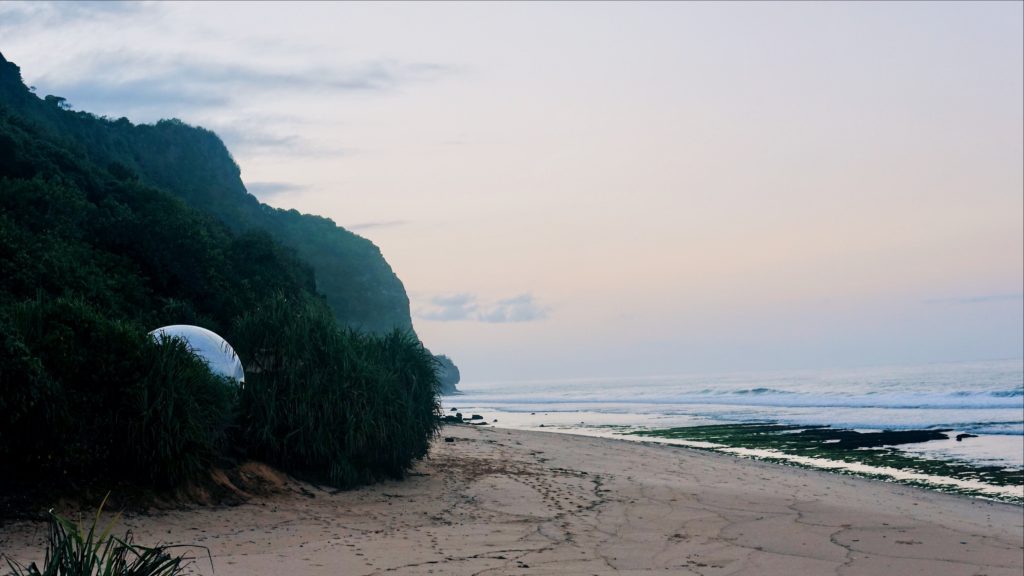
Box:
[2,425,1021,575]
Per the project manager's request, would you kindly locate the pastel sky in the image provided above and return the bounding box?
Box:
[2,1,1021,382]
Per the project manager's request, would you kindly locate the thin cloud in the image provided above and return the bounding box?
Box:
[244,181,307,202]
[926,293,1024,305]
[28,51,451,157]
[347,220,409,232]
[213,124,305,156]
[417,293,549,323]
[209,118,353,158]
[477,294,550,323]
[419,293,478,322]
[35,51,452,116]
[38,76,230,115]
[0,1,151,30]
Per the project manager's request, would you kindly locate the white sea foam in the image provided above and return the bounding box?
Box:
[445,359,1024,473]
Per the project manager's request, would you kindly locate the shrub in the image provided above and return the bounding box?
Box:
[345,330,440,474]
[232,294,357,484]
[0,321,59,473]
[1,296,234,489]
[1,291,442,494]
[124,337,236,488]
[3,297,144,485]
[232,294,441,487]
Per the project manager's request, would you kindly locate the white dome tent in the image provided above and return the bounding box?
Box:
[149,325,245,384]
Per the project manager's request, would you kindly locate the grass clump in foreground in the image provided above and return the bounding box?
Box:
[629,424,1024,494]
[3,499,207,576]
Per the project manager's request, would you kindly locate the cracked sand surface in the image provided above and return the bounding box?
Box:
[1,426,1021,575]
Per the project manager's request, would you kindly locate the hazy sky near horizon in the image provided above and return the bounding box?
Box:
[1,1,1021,381]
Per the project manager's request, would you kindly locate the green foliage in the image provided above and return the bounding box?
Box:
[433,354,461,394]
[125,338,237,488]
[0,318,59,472]
[0,52,443,496]
[234,294,440,487]
[4,297,147,485]
[0,51,411,335]
[3,500,202,576]
[0,298,234,489]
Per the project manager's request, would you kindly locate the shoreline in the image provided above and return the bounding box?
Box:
[2,425,1022,575]
[443,404,1024,504]
[515,423,1024,503]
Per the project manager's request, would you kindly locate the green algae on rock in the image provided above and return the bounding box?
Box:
[629,423,1023,503]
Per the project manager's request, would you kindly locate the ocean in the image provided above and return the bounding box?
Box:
[443,359,1024,501]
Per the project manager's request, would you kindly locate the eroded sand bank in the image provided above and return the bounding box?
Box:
[2,425,1021,575]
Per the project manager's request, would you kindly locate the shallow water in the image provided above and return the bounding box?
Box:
[444,359,1024,496]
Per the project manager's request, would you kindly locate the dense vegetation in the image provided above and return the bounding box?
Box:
[434,355,461,395]
[0,53,408,335]
[233,295,439,486]
[0,53,441,499]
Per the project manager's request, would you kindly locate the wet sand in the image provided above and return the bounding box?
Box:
[2,425,1021,575]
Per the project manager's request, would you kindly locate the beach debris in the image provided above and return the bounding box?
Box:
[955,433,978,442]
[444,437,455,442]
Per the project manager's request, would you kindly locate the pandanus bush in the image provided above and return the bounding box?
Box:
[232,293,441,487]
[1,292,442,494]
[0,297,235,489]
[125,337,237,488]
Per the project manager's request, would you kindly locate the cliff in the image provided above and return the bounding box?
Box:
[0,52,458,388]
[0,52,408,335]
[434,354,462,395]
[0,53,448,495]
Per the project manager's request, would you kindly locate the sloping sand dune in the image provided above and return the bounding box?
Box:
[2,425,1021,575]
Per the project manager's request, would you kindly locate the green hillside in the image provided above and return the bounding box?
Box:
[0,54,409,335]
[0,53,442,499]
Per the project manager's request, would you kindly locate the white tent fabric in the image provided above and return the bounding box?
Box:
[149,325,245,383]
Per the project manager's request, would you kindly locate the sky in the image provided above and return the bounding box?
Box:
[1,1,1021,382]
